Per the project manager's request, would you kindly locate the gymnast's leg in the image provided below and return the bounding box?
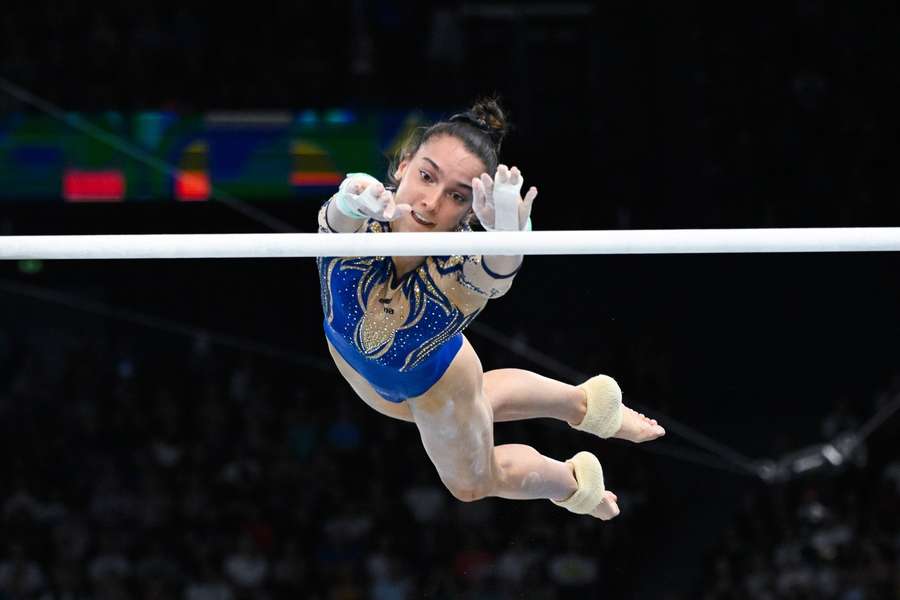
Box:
[328,337,664,443]
[483,367,666,443]
[406,337,619,519]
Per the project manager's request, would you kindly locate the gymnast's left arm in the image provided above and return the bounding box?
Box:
[460,165,537,298]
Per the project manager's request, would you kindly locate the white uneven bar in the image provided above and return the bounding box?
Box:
[1,228,900,259]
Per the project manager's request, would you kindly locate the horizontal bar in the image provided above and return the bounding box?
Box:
[1,228,900,259]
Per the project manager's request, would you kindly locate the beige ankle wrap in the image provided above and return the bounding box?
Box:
[551,451,606,515]
[572,374,623,439]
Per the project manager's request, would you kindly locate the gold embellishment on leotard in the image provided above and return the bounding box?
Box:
[325,248,490,370]
[398,261,484,370]
[321,257,374,326]
[444,255,465,268]
[352,257,410,359]
[401,311,476,371]
[419,270,452,317]
[322,258,336,323]
[355,270,427,358]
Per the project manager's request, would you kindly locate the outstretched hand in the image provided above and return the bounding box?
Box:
[471,165,537,231]
[332,173,412,222]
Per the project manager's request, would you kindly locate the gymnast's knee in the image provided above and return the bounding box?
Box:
[441,474,494,503]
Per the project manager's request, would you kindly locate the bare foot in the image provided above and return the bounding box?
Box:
[591,490,620,520]
[612,406,666,443]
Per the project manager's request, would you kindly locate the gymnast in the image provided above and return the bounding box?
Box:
[317,98,665,519]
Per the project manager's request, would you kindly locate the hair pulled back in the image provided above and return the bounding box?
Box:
[387,97,509,189]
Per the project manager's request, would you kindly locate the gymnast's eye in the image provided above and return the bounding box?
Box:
[419,170,433,183]
[451,192,467,203]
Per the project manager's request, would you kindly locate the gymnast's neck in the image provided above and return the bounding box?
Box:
[392,255,425,279]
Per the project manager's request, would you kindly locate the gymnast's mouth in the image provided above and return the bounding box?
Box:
[412,211,435,227]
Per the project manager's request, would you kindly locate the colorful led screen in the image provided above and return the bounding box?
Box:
[0,109,434,202]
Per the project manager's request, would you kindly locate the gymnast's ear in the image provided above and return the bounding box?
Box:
[394,158,410,181]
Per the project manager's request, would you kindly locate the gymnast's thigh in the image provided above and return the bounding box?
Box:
[405,336,496,486]
[325,339,415,423]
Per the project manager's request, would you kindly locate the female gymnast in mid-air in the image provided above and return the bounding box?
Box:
[317,98,665,520]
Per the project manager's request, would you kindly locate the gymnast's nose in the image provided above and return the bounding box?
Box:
[419,187,441,213]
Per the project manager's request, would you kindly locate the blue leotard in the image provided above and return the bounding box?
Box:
[317,204,504,402]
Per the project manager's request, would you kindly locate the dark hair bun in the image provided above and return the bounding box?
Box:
[449,97,509,151]
[470,98,508,148]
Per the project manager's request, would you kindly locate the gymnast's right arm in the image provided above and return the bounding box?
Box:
[322,173,411,232]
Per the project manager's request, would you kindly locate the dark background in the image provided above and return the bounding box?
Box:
[1,2,899,599]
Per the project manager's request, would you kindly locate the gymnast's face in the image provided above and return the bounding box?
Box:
[391,135,484,233]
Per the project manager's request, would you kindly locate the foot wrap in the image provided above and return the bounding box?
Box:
[572,374,623,439]
[551,451,606,515]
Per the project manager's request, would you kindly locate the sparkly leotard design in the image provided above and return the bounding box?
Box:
[317,204,495,402]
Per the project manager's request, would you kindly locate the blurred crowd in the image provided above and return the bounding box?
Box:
[0,321,668,599]
[698,377,900,600]
[0,296,896,599]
